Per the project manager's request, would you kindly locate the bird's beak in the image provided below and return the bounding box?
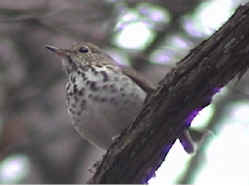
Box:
[45,45,68,57]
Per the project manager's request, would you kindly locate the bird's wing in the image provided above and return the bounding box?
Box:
[121,66,156,94]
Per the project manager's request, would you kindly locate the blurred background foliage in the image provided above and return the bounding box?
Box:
[0,0,249,184]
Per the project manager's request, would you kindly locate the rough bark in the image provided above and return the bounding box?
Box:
[88,3,249,184]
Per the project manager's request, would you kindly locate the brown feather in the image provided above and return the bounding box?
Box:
[121,66,156,94]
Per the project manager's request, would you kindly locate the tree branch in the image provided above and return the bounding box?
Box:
[88,3,249,184]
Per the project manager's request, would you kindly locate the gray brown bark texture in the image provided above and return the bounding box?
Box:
[88,3,249,184]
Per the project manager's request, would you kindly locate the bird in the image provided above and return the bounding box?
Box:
[45,41,194,153]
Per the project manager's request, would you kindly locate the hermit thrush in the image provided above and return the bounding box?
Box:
[45,42,194,153]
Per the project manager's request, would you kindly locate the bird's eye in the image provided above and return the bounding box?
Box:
[79,47,89,53]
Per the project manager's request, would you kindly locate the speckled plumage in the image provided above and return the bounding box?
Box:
[65,62,146,149]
